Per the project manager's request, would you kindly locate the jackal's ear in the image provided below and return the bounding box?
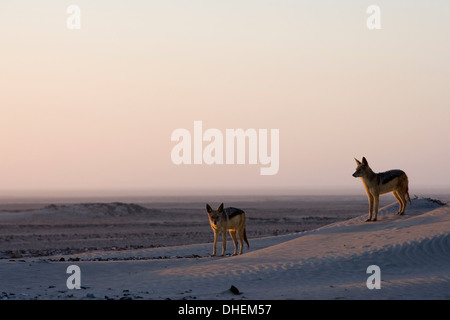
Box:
[206,204,212,213]
[218,203,224,212]
[362,157,368,166]
[354,158,361,165]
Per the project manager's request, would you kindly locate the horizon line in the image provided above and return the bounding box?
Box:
[0,185,449,199]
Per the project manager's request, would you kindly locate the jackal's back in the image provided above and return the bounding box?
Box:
[224,207,245,219]
[376,169,406,185]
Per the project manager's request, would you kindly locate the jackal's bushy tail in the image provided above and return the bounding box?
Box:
[244,228,249,248]
[405,175,412,205]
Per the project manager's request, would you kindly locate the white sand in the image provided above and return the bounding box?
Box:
[0,198,449,300]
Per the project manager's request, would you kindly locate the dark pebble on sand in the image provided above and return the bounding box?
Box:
[230,285,240,295]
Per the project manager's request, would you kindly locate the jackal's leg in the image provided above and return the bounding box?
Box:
[229,230,238,255]
[238,229,244,254]
[393,191,403,214]
[366,194,374,221]
[221,231,227,256]
[373,195,379,221]
[212,231,218,256]
[397,191,407,215]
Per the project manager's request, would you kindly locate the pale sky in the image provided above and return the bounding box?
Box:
[1,1,449,196]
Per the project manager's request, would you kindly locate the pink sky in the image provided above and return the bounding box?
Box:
[1,1,449,195]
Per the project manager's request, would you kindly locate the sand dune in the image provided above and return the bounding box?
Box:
[145,198,450,299]
[0,198,448,300]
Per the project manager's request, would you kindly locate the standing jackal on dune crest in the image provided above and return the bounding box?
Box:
[353,157,411,222]
[206,203,249,256]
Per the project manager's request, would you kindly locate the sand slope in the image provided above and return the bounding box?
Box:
[0,198,449,300]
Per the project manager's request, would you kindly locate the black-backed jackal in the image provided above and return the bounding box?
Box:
[353,157,411,222]
[206,203,249,256]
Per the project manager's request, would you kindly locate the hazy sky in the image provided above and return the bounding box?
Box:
[1,1,449,195]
